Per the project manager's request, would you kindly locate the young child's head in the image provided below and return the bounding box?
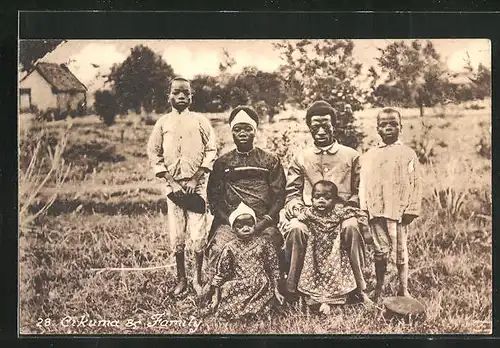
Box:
[311,180,339,214]
[377,107,402,145]
[169,77,192,112]
[229,202,257,240]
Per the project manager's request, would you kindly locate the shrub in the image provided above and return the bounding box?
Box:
[94,90,119,126]
[265,129,303,170]
[465,103,485,110]
[409,123,437,164]
[36,108,66,122]
[476,128,491,160]
[425,158,477,221]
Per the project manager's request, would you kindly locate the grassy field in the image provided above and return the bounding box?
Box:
[18,100,492,335]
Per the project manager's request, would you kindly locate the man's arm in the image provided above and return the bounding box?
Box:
[284,153,305,217]
[346,153,360,208]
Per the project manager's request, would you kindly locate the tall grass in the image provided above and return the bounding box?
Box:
[19,123,72,230]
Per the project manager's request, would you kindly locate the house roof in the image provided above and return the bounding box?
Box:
[447,72,476,85]
[24,62,87,92]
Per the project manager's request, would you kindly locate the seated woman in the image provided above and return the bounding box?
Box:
[205,106,287,290]
[294,180,371,313]
[204,202,284,321]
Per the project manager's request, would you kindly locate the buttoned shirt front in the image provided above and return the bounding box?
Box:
[285,141,361,209]
[359,140,422,221]
[147,108,217,181]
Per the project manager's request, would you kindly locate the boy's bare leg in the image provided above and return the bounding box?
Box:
[397,263,411,297]
[173,246,188,296]
[374,258,387,303]
[342,217,374,306]
[193,251,204,296]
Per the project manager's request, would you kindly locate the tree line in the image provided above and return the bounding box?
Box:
[20,39,491,149]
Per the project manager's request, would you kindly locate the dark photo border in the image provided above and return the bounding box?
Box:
[2,7,499,348]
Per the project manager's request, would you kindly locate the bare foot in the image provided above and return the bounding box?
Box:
[193,280,203,297]
[319,303,331,315]
[173,277,187,296]
[373,288,383,304]
[359,292,375,308]
[398,289,413,298]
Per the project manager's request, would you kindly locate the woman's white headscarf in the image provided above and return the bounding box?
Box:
[230,109,258,132]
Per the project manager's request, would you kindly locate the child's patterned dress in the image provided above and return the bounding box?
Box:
[297,205,370,304]
[211,236,280,320]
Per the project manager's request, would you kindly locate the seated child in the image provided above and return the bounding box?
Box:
[295,180,370,314]
[205,202,284,321]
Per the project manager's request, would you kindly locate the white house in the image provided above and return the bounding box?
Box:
[19,62,87,115]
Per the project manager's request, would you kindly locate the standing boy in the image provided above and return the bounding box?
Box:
[359,107,422,302]
[147,77,217,296]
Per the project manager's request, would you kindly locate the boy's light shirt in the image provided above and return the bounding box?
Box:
[359,137,420,222]
[146,107,218,189]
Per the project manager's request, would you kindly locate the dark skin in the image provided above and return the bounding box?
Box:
[310,184,338,215]
[228,122,270,233]
[160,80,206,196]
[284,114,354,220]
[232,123,255,153]
[377,111,417,226]
[308,115,335,148]
[205,214,284,309]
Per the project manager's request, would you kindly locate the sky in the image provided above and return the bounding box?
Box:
[25,39,491,101]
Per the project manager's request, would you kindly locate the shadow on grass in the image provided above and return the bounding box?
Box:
[29,198,168,216]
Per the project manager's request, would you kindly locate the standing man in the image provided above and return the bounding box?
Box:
[281,100,373,305]
[147,77,217,296]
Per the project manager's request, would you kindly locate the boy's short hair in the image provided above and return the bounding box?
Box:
[169,76,191,88]
[377,107,402,123]
[229,105,260,127]
[306,101,337,127]
[312,180,339,198]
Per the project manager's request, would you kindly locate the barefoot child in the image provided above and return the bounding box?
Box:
[359,107,422,303]
[206,202,284,321]
[295,180,371,313]
[147,77,217,296]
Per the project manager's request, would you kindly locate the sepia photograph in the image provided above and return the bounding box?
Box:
[17,38,492,335]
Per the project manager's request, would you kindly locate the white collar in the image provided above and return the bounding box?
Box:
[313,140,340,154]
[377,139,403,148]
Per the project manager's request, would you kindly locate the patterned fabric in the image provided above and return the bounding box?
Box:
[297,205,369,304]
[211,236,279,320]
[285,141,361,211]
[359,141,422,222]
[370,217,408,265]
[147,109,217,182]
[207,147,286,221]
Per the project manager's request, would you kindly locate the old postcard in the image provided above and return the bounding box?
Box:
[18,37,492,335]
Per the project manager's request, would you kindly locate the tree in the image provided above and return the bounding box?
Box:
[106,45,175,115]
[473,63,491,99]
[19,40,66,72]
[190,74,226,113]
[274,39,366,148]
[373,40,450,116]
[94,90,119,126]
[221,67,286,123]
